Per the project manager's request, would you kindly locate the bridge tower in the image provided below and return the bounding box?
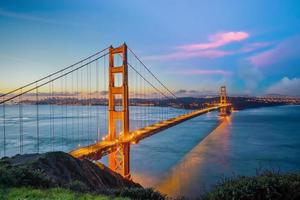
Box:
[108,43,130,179]
[219,86,228,116]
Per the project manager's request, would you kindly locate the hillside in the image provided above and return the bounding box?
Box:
[0,151,140,192]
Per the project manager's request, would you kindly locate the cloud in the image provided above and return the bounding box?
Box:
[266,77,300,96]
[145,31,249,61]
[179,31,249,51]
[0,8,79,26]
[175,89,187,94]
[172,69,232,76]
[175,89,218,97]
[241,42,272,53]
[238,65,263,93]
[145,49,231,61]
[249,36,300,67]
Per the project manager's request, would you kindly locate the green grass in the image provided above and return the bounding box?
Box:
[0,187,128,200]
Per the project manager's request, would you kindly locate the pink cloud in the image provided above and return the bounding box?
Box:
[249,50,274,67]
[145,49,231,61]
[241,42,272,53]
[249,36,300,67]
[179,31,249,51]
[144,31,250,61]
[172,69,232,76]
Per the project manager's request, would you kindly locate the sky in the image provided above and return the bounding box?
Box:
[0,0,300,96]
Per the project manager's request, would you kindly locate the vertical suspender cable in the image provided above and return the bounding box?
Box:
[81,67,84,146]
[77,69,80,145]
[96,60,100,142]
[72,68,74,146]
[89,63,92,142]
[19,93,21,154]
[19,90,23,154]
[139,61,143,128]
[51,79,54,151]
[104,53,107,138]
[88,62,92,143]
[61,72,64,150]
[86,63,89,144]
[36,84,39,153]
[3,99,6,156]
[65,74,68,151]
[49,77,52,151]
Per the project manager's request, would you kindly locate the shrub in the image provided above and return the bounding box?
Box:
[202,170,300,200]
[0,163,54,188]
[69,180,89,193]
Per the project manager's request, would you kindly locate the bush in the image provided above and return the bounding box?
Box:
[69,180,89,193]
[0,164,54,188]
[202,170,300,200]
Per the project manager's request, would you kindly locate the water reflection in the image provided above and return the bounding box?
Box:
[156,116,231,198]
[130,112,220,189]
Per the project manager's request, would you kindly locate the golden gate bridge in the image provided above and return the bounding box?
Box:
[0,43,231,179]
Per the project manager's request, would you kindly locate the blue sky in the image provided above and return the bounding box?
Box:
[1,0,300,96]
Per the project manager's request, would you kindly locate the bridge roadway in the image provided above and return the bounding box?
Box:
[70,105,229,160]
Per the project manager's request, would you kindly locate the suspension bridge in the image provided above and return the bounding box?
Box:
[0,43,231,179]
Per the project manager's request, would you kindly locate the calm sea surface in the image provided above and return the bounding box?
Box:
[1,105,300,198]
[130,105,300,198]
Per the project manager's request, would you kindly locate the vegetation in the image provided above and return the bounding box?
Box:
[105,187,165,200]
[2,155,300,200]
[0,186,166,200]
[0,187,128,200]
[0,158,165,200]
[0,159,54,188]
[202,170,300,200]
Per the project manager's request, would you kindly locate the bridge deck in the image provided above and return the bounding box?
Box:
[70,105,228,160]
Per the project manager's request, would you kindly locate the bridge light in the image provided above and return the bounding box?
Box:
[102,137,106,141]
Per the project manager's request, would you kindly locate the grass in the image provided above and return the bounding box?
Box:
[0,187,128,200]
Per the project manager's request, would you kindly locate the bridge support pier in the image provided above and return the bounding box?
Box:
[108,43,130,179]
[219,86,230,116]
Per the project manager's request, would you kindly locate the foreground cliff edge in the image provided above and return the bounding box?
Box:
[1,152,300,200]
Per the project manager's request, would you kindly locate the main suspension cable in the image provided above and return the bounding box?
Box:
[128,47,177,99]
[0,47,109,99]
[0,52,109,104]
